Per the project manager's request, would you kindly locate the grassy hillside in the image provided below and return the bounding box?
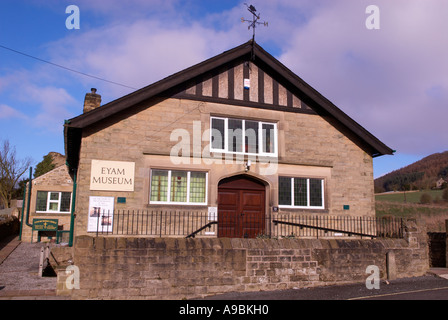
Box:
[375,189,444,203]
[375,193,448,232]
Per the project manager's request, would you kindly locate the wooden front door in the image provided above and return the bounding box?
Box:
[218,175,266,238]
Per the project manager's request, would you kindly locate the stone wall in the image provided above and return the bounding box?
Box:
[53,218,428,300]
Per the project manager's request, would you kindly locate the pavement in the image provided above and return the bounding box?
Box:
[0,235,69,300]
[0,234,447,300]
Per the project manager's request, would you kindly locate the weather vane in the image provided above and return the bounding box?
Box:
[241,4,268,42]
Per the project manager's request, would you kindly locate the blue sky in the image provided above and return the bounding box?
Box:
[1,0,447,179]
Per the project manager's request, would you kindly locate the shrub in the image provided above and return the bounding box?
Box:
[0,215,19,241]
[443,188,448,201]
[420,193,432,204]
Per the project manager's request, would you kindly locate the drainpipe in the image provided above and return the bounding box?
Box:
[18,177,27,241]
[24,167,33,228]
[68,170,77,247]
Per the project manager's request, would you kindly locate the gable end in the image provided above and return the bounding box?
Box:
[171,59,315,115]
[64,40,393,170]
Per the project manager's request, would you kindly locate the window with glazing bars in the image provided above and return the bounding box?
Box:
[210,116,277,156]
[278,177,324,209]
[150,170,207,205]
[36,191,72,213]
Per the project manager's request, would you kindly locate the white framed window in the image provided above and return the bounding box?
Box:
[210,116,278,157]
[36,191,72,213]
[150,169,208,205]
[278,177,325,209]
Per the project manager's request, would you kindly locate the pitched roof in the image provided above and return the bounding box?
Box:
[64,40,393,170]
[32,164,72,185]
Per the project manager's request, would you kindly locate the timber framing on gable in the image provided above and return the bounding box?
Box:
[64,40,393,171]
[171,59,315,115]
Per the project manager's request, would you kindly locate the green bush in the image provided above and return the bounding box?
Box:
[443,188,448,201]
[0,215,19,241]
[420,193,432,204]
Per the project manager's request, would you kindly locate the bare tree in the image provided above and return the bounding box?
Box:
[0,140,32,208]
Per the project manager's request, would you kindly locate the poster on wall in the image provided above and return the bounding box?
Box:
[87,196,115,233]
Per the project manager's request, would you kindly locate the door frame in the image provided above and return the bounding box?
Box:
[217,174,267,238]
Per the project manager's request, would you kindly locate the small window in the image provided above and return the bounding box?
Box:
[228,119,243,153]
[211,118,225,150]
[36,191,72,213]
[262,123,275,154]
[278,177,324,209]
[60,192,72,212]
[150,170,169,202]
[49,192,60,211]
[170,171,188,203]
[189,172,207,203]
[309,179,323,207]
[36,191,48,212]
[245,120,259,154]
[150,170,207,205]
[278,177,291,206]
[294,178,307,207]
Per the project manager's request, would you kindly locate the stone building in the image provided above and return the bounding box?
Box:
[436,178,447,189]
[21,164,73,242]
[63,41,393,239]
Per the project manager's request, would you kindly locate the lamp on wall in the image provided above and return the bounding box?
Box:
[244,160,252,172]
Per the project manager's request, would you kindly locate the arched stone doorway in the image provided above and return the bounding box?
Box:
[217,175,266,238]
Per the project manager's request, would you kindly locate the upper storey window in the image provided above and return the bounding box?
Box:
[210,117,277,157]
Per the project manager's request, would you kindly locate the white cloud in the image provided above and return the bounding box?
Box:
[23,85,76,131]
[0,104,27,120]
[46,16,247,103]
[0,69,77,133]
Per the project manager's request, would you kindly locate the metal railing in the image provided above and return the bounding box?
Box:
[92,210,404,239]
[271,215,403,239]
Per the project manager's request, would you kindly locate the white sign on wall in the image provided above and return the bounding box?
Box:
[90,160,135,191]
[208,207,217,221]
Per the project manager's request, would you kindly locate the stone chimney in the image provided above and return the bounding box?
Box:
[83,88,102,113]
